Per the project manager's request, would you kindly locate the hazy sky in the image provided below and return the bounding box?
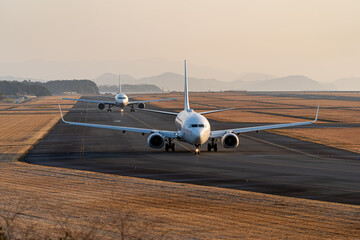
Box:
[0,0,359,82]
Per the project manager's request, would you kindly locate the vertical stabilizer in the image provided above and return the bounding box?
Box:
[118,73,121,93]
[184,60,190,111]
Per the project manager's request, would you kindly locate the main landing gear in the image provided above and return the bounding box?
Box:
[165,138,175,152]
[107,106,112,112]
[130,106,135,112]
[207,139,218,152]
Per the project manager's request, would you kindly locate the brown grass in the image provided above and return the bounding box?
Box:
[270,128,360,153]
[0,162,359,239]
[0,94,359,238]
[0,95,78,161]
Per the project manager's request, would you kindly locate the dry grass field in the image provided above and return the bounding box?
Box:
[0,161,359,239]
[271,128,360,154]
[0,96,78,161]
[0,94,359,239]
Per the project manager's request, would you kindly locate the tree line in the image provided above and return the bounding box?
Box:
[0,81,51,96]
[0,80,99,97]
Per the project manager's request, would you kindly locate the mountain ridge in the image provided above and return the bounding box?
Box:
[92,72,343,91]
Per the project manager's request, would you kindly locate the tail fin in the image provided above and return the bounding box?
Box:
[118,73,121,93]
[184,60,190,111]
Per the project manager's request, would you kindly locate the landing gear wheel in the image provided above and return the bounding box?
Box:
[214,143,218,152]
[194,145,200,155]
[165,143,170,152]
[207,143,212,152]
[171,143,176,152]
[130,108,135,112]
[107,109,112,112]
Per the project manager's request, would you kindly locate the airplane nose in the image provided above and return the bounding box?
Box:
[193,135,201,145]
[193,128,209,145]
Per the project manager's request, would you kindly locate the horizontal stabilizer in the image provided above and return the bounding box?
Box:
[199,108,235,115]
[136,108,178,116]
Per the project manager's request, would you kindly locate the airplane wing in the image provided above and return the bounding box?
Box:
[128,97,179,105]
[58,105,178,138]
[62,98,115,105]
[136,108,179,116]
[210,105,319,138]
[199,108,235,115]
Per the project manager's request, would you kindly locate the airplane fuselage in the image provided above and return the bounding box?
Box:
[175,109,211,145]
[114,93,129,109]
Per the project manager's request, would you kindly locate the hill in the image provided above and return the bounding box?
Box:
[138,72,223,91]
[240,75,331,91]
[0,80,51,96]
[0,79,100,96]
[44,80,99,94]
[95,72,340,91]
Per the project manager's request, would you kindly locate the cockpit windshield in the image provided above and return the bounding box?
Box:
[117,97,126,99]
[190,124,205,128]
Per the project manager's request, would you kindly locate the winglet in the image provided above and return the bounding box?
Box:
[58,104,66,123]
[313,104,320,123]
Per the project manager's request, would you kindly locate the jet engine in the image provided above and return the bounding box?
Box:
[138,103,146,109]
[147,133,165,149]
[221,133,239,148]
[98,103,105,110]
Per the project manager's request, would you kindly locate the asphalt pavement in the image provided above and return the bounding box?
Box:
[23,98,360,205]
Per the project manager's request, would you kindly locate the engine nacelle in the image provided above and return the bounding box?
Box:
[221,133,239,148]
[98,103,105,110]
[138,103,146,109]
[147,133,165,149]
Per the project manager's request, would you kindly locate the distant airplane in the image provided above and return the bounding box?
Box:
[59,60,319,154]
[62,75,178,112]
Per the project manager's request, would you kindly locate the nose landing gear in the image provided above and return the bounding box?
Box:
[207,139,218,152]
[195,144,201,155]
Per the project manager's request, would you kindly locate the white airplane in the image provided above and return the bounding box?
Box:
[59,60,319,154]
[62,75,178,112]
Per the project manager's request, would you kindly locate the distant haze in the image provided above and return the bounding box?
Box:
[0,1,359,83]
[93,72,358,91]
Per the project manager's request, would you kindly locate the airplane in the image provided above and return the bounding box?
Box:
[59,60,319,154]
[62,74,178,112]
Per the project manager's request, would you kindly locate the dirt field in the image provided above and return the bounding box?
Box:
[0,94,359,239]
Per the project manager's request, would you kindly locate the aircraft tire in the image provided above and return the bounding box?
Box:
[214,143,218,152]
[165,143,169,152]
[207,143,212,151]
[171,143,175,152]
